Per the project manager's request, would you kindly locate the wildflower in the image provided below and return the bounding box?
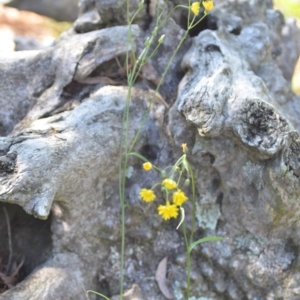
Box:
[173,189,188,206]
[202,0,214,13]
[190,2,200,16]
[140,188,156,202]
[143,162,153,171]
[158,201,179,220]
[162,178,177,190]
[181,143,188,153]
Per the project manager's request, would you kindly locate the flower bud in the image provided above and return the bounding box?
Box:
[184,178,190,187]
[138,0,144,9]
[158,34,165,44]
[152,26,158,37]
[181,143,188,153]
[161,170,167,178]
[144,37,150,47]
[161,186,167,193]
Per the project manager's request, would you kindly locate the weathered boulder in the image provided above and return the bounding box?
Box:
[0,0,300,299]
[0,25,139,137]
[4,0,78,22]
[74,0,146,33]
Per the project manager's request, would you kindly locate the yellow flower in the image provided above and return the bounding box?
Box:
[162,178,177,190]
[140,189,156,202]
[202,0,214,13]
[190,2,200,16]
[173,189,188,206]
[158,201,179,220]
[143,162,153,171]
[181,143,188,153]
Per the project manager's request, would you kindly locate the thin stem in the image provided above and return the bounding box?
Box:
[129,28,189,153]
[87,290,111,300]
[188,163,196,245]
[189,14,208,29]
[117,1,133,298]
[155,5,187,31]
[129,7,143,26]
[118,2,211,299]
[128,5,211,153]
[170,155,185,175]
[177,170,183,187]
[187,0,191,28]
[118,2,155,298]
[146,43,161,60]
[181,221,191,299]
[118,86,132,300]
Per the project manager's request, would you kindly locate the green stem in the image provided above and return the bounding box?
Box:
[145,40,162,61]
[182,221,191,299]
[177,170,183,187]
[117,2,134,298]
[118,2,211,299]
[188,163,196,245]
[87,290,111,300]
[118,84,134,300]
[170,155,185,175]
[129,4,211,153]
[129,28,189,153]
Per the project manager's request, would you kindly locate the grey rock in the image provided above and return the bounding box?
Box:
[0,25,139,136]
[4,0,79,22]
[74,0,146,33]
[0,86,167,299]
[14,36,44,51]
[0,0,300,299]
[168,1,300,299]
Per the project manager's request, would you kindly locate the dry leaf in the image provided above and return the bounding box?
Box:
[155,256,173,299]
[0,271,17,287]
[141,62,161,86]
[0,257,24,294]
[149,90,169,108]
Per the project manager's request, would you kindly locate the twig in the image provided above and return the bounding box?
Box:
[2,206,12,275]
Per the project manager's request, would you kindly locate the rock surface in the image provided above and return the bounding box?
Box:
[0,0,300,299]
[4,0,78,22]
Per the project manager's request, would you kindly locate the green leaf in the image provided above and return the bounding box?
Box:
[87,290,110,300]
[127,152,148,162]
[189,236,225,253]
[176,207,185,230]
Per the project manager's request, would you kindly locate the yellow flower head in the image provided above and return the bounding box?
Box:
[158,201,179,220]
[202,0,214,13]
[143,162,153,171]
[181,143,188,153]
[162,178,177,190]
[140,188,156,202]
[191,2,200,16]
[173,189,188,206]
